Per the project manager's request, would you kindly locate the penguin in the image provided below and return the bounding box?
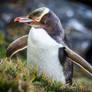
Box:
[6,7,92,85]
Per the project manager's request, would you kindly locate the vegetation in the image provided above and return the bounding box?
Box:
[0,47,92,92]
[0,58,91,92]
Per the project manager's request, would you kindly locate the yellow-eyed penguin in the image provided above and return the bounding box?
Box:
[6,7,92,85]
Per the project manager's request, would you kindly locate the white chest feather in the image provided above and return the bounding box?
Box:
[27,27,66,84]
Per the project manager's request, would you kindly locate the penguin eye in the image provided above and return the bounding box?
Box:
[29,11,42,19]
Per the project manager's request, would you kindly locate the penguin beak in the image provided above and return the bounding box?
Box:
[14,17,35,23]
[14,17,41,27]
[64,47,92,76]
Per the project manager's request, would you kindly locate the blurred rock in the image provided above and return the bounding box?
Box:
[70,0,92,7]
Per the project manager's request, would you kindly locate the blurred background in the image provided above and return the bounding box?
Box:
[0,0,92,65]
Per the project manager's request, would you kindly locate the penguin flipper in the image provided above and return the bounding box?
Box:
[64,46,92,76]
[6,35,28,57]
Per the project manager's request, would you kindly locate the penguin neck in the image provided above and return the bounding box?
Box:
[51,23,65,42]
[44,22,65,44]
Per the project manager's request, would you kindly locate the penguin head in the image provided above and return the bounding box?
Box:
[14,7,62,35]
[14,7,50,27]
